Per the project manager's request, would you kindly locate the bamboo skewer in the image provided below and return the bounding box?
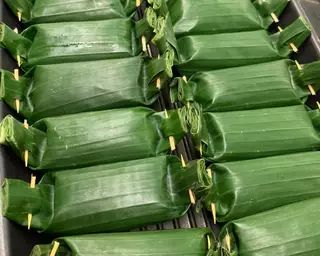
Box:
[27,174,36,230]
[156,55,161,89]
[181,154,196,205]
[164,109,176,151]
[13,28,22,66]
[49,241,60,256]
[13,69,21,113]
[278,26,298,53]
[23,120,29,167]
[206,235,212,250]
[271,13,279,23]
[206,168,217,224]
[142,36,147,53]
[295,60,317,95]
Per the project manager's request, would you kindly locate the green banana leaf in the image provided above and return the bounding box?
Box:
[4,0,136,24]
[0,18,140,70]
[29,228,217,256]
[205,151,320,222]
[219,198,320,256]
[0,107,188,170]
[0,54,174,122]
[176,17,311,73]
[2,156,212,234]
[198,105,320,162]
[168,0,289,36]
[171,59,320,112]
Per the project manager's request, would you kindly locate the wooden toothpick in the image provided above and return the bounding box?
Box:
[290,43,298,53]
[169,136,176,151]
[180,154,186,167]
[141,36,147,53]
[27,174,36,230]
[13,69,21,113]
[14,69,19,80]
[188,189,196,205]
[295,60,302,70]
[295,60,316,95]
[49,241,60,256]
[271,13,279,23]
[164,110,176,151]
[156,55,161,89]
[27,213,32,230]
[278,26,298,53]
[23,120,29,167]
[211,203,217,224]
[308,85,316,95]
[17,11,22,22]
[13,28,22,66]
[207,235,212,249]
[182,76,188,83]
[180,155,196,204]
[17,55,21,67]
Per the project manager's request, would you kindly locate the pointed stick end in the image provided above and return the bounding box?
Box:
[271,13,280,23]
[15,99,20,113]
[211,203,217,224]
[169,136,176,151]
[24,150,29,167]
[290,43,299,53]
[49,241,60,256]
[295,60,303,70]
[17,11,22,22]
[27,213,32,230]
[189,189,196,205]
[182,76,188,83]
[180,154,186,168]
[30,174,36,188]
[141,36,147,53]
[156,78,161,89]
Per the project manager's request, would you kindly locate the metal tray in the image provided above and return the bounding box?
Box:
[0,0,319,255]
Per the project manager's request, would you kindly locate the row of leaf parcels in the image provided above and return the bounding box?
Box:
[4,0,136,23]
[2,156,211,234]
[176,17,311,73]
[0,55,174,122]
[28,228,216,256]
[168,0,289,36]
[171,59,320,112]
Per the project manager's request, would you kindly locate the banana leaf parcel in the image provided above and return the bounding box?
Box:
[176,17,311,73]
[168,0,289,36]
[0,19,139,70]
[198,105,320,162]
[171,59,320,112]
[219,198,320,256]
[29,229,216,256]
[204,151,320,222]
[0,107,187,170]
[0,54,174,122]
[2,156,212,234]
[4,0,136,24]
